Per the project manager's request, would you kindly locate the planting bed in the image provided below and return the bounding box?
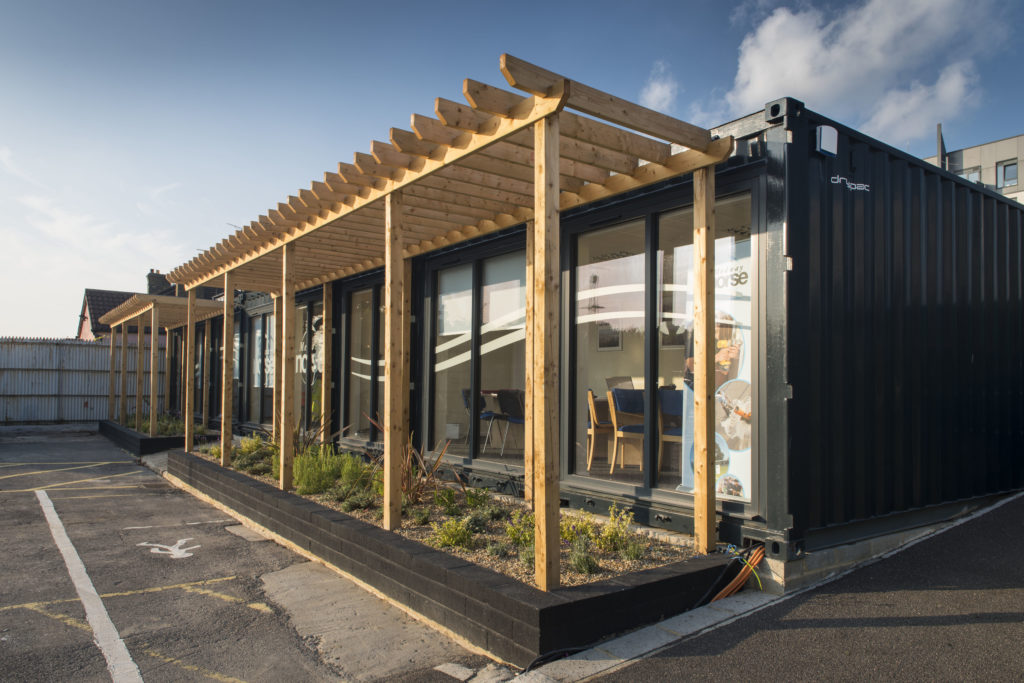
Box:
[168,450,738,666]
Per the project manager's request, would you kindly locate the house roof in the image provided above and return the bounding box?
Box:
[166,54,733,294]
[80,289,135,337]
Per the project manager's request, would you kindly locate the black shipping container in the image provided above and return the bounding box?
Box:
[715,98,1023,559]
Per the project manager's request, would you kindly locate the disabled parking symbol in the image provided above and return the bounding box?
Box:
[137,538,200,558]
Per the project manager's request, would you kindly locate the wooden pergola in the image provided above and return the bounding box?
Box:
[166,55,733,589]
[99,294,223,437]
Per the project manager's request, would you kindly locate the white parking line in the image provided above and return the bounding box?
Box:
[36,490,143,683]
[123,519,231,530]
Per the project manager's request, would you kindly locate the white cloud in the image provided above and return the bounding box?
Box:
[861,62,976,146]
[706,0,998,145]
[0,146,52,191]
[0,195,189,337]
[137,181,182,217]
[639,61,679,114]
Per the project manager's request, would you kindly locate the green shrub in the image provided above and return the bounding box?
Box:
[232,435,276,476]
[434,489,461,516]
[620,536,648,562]
[482,504,509,522]
[504,509,535,548]
[560,512,599,544]
[569,535,600,575]
[596,503,636,553]
[464,487,490,509]
[295,449,345,494]
[428,518,475,550]
[462,510,490,534]
[517,542,535,567]
[341,491,376,512]
[486,541,512,558]
[412,508,431,525]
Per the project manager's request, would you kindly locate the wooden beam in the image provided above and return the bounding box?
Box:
[149,306,159,437]
[135,315,144,431]
[279,244,296,490]
[321,283,332,438]
[532,115,560,591]
[383,191,407,531]
[221,272,235,467]
[500,54,711,151]
[692,166,717,553]
[184,289,197,452]
[108,328,116,421]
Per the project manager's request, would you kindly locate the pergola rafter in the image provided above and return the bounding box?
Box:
[163,54,733,590]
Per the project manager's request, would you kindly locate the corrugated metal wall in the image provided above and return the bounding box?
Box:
[785,111,1024,538]
[0,338,167,423]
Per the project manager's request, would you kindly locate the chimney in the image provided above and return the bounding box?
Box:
[147,268,170,294]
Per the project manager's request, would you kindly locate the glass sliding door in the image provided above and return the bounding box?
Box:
[248,315,263,421]
[346,288,375,440]
[261,313,275,421]
[656,194,752,499]
[432,264,474,457]
[477,251,526,464]
[573,219,647,482]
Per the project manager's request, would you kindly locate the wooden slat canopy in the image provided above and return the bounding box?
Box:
[167,54,733,293]
[99,294,224,329]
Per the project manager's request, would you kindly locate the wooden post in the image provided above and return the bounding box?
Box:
[149,306,160,437]
[119,323,128,424]
[107,328,116,420]
[523,221,534,504]
[135,315,145,431]
[321,284,333,437]
[693,166,717,553]
[532,115,560,590]
[184,289,197,452]
[201,320,210,428]
[383,191,408,530]
[273,295,283,441]
[279,245,296,490]
[221,272,235,466]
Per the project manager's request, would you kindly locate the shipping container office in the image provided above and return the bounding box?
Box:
[312,97,1022,574]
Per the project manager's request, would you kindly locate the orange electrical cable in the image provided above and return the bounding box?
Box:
[711,545,765,602]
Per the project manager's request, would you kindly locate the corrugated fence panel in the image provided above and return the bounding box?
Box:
[787,113,1024,538]
[0,338,168,423]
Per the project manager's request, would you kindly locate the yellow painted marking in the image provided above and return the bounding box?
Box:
[22,604,92,632]
[140,644,249,683]
[246,602,273,614]
[0,576,239,612]
[0,463,129,480]
[3,469,143,493]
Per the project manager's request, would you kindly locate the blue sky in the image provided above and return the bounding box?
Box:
[1,0,1019,337]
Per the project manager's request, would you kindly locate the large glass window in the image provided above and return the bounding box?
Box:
[478,251,526,464]
[346,288,376,440]
[656,194,752,499]
[573,219,646,483]
[248,316,263,421]
[429,247,527,464]
[571,192,754,502]
[432,264,474,457]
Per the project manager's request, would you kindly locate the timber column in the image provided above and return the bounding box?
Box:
[221,272,235,466]
[531,114,561,590]
[692,167,717,553]
[279,244,296,490]
[119,323,128,424]
[184,289,197,452]
[149,305,160,437]
[383,191,409,530]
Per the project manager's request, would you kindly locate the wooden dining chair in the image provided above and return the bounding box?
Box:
[607,388,645,474]
[586,390,613,471]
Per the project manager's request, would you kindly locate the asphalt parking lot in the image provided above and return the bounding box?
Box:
[0,429,490,682]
